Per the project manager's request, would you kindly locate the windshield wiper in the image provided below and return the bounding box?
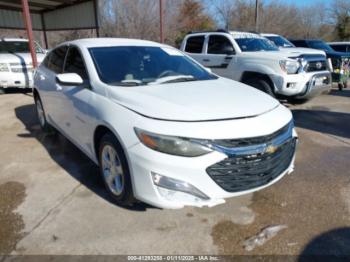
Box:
[148,75,196,85]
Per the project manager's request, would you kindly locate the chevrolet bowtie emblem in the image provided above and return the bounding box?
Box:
[265,144,278,154]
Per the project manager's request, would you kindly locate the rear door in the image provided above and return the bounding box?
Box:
[183,35,206,63]
[201,34,235,78]
[35,45,68,127]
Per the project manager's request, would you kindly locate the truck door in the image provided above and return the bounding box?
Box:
[201,34,235,78]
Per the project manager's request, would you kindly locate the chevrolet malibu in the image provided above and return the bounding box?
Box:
[33,38,297,209]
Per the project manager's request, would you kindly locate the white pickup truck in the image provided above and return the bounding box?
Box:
[180,31,331,101]
[0,38,46,93]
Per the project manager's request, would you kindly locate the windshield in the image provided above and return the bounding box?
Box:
[308,41,334,52]
[0,41,43,53]
[235,37,279,52]
[89,46,216,86]
[265,36,294,48]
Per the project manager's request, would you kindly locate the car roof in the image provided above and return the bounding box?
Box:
[60,38,166,49]
[229,31,263,38]
[260,33,279,37]
[1,38,28,42]
[328,42,350,45]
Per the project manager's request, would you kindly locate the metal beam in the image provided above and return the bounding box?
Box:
[93,0,99,37]
[159,0,163,43]
[41,13,48,49]
[21,0,38,68]
[3,0,55,10]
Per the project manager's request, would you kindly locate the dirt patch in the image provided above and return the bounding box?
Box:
[211,129,350,255]
[0,181,26,254]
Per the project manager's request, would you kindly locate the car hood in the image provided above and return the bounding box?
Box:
[0,52,45,64]
[108,77,280,122]
[279,47,326,56]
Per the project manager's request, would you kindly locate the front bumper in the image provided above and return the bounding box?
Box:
[271,71,331,98]
[0,71,34,89]
[127,129,297,209]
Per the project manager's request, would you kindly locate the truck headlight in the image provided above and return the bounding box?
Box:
[134,128,212,157]
[280,60,300,74]
[0,63,9,72]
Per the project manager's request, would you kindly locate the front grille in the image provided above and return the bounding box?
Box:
[206,138,296,193]
[305,60,328,72]
[211,123,290,148]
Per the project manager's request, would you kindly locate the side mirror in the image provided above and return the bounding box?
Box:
[56,73,83,86]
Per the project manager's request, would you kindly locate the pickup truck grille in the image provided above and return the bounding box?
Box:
[206,124,296,193]
[304,60,328,72]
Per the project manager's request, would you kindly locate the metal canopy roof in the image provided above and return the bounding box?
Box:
[0,0,99,31]
[0,0,91,14]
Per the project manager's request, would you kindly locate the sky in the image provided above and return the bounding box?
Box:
[264,0,332,7]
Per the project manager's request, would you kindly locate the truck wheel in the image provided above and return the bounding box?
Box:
[338,83,344,91]
[243,78,275,97]
[0,88,5,94]
[98,133,135,207]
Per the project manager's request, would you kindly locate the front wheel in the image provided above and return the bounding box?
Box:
[99,133,135,206]
[243,77,275,97]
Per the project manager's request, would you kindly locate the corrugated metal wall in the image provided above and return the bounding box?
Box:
[0,9,42,30]
[0,1,96,31]
[43,1,96,30]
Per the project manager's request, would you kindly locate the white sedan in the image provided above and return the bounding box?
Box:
[33,38,297,209]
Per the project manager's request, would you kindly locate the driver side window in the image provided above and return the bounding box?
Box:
[208,35,235,55]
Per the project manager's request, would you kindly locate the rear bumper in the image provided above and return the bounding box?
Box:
[0,72,33,89]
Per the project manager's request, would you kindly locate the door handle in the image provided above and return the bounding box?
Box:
[203,59,210,62]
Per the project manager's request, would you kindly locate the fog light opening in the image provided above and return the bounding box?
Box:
[151,172,209,200]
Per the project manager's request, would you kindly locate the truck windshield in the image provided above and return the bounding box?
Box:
[308,41,334,52]
[89,46,217,86]
[235,37,279,52]
[265,36,294,48]
[0,41,30,53]
[0,41,43,53]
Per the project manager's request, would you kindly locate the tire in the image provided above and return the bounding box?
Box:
[343,81,348,89]
[243,77,275,97]
[0,87,5,94]
[34,95,53,133]
[338,83,344,91]
[98,133,135,206]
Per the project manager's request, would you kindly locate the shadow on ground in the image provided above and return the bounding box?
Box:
[299,227,350,261]
[328,89,350,98]
[14,103,153,211]
[292,108,350,140]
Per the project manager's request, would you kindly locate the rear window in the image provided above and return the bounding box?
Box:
[185,36,205,53]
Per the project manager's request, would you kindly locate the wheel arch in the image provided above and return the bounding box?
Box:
[240,71,275,91]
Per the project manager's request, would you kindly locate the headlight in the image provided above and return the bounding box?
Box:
[134,128,212,157]
[0,63,9,72]
[279,60,300,74]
